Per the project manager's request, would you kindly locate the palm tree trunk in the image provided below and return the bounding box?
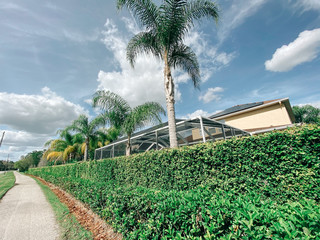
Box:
[84,138,89,161]
[164,51,178,148]
[126,134,131,156]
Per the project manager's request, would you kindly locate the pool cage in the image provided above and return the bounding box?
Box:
[94,116,251,159]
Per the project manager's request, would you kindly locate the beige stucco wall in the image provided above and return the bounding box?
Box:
[192,127,222,141]
[222,103,292,130]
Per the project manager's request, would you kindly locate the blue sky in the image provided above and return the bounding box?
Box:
[0,0,319,161]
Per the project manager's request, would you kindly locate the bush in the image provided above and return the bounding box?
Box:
[28,124,320,239]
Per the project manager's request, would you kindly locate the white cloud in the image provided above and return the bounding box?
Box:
[0,130,51,161]
[184,109,210,119]
[2,130,47,148]
[0,87,87,134]
[265,28,320,72]
[293,0,320,12]
[297,101,320,108]
[184,31,236,81]
[180,109,223,119]
[122,17,140,35]
[199,87,224,103]
[218,0,269,42]
[98,19,165,107]
[9,146,27,152]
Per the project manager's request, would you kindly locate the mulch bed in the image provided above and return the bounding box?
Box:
[29,175,122,240]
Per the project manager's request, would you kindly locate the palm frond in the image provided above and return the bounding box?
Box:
[117,0,159,30]
[50,139,68,151]
[44,139,54,147]
[185,0,219,26]
[127,31,161,67]
[47,151,63,161]
[93,90,131,113]
[89,115,106,133]
[169,43,200,89]
[72,133,85,145]
[57,129,74,145]
[63,145,76,161]
[92,90,131,129]
[66,115,89,135]
[129,102,165,132]
[159,0,188,46]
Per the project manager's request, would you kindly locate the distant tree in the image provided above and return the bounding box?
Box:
[117,0,219,148]
[14,150,44,172]
[292,105,320,124]
[14,156,30,172]
[0,161,5,171]
[93,90,165,156]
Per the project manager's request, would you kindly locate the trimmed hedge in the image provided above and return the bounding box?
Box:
[29,124,320,239]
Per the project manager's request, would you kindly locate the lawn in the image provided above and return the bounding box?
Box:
[0,171,15,199]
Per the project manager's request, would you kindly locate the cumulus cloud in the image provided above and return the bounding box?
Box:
[98,19,166,107]
[0,87,87,134]
[199,87,224,103]
[180,109,223,119]
[265,28,320,72]
[1,130,48,148]
[0,130,52,161]
[184,109,210,119]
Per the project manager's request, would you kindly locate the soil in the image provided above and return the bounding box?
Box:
[30,175,122,240]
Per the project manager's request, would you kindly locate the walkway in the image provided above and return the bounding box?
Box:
[0,172,59,240]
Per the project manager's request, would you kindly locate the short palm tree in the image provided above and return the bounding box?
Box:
[65,115,106,161]
[93,90,165,156]
[117,0,219,147]
[43,130,84,164]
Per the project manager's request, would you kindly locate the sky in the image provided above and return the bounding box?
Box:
[0,0,319,161]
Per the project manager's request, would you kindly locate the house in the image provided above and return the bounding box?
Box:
[209,98,295,134]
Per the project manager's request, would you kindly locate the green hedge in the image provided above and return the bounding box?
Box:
[28,124,320,239]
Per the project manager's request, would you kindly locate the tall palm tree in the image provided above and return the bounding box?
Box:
[117,0,219,147]
[93,90,165,156]
[65,115,106,161]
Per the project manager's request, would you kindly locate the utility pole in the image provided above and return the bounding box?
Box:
[0,131,5,148]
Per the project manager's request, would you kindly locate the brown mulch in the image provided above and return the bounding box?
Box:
[30,175,122,240]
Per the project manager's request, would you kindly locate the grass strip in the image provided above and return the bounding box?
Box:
[0,171,15,199]
[33,177,93,240]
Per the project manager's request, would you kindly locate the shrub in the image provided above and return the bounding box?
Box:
[29,124,320,239]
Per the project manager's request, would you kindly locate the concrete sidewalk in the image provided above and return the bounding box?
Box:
[0,172,60,240]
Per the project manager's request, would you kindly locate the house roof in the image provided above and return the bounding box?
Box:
[209,98,294,122]
[210,101,264,118]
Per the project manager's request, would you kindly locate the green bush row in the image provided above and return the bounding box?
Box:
[28,124,320,238]
[30,124,320,202]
